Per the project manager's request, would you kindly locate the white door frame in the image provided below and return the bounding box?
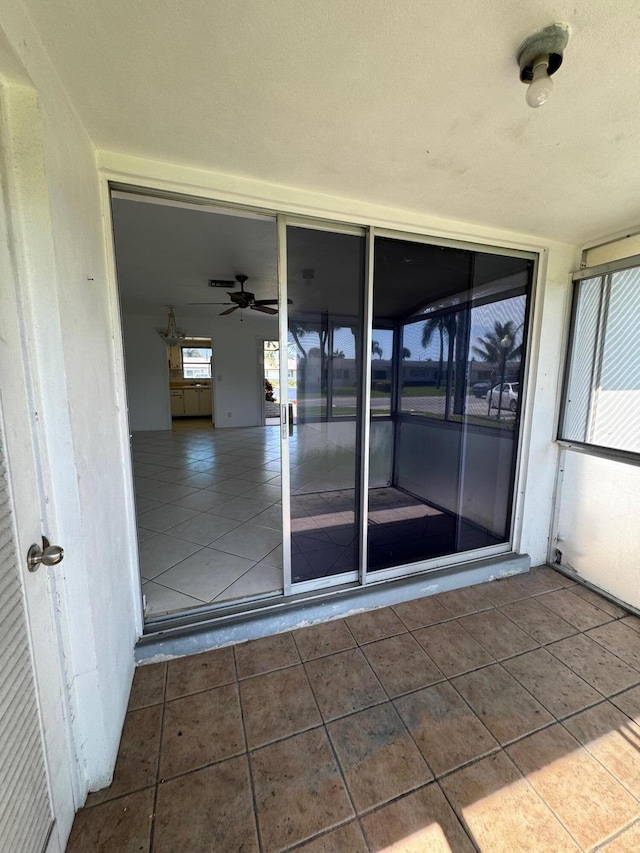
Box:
[259,336,281,425]
[0,87,78,851]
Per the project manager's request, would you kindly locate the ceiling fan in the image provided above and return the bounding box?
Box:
[189,274,291,318]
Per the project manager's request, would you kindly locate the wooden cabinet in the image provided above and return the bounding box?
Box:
[168,346,182,370]
[170,390,185,416]
[197,387,212,416]
[183,388,200,416]
[170,386,212,418]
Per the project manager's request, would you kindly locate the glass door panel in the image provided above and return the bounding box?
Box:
[285,225,365,584]
[368,237,533,572]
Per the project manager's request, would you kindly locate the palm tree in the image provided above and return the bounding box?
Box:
[421,316,451,388]
[402,347,411,359]
[332,349,345,358]
[290,324,308,359]
[472,321,522,366]
[371,340,383,359]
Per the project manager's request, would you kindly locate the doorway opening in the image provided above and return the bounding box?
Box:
[262,340,281,425]
[110,190,283,622]
[110,185,535,629]
[169,337,213,422]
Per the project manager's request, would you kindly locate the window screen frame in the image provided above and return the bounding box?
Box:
[558,260,640,465]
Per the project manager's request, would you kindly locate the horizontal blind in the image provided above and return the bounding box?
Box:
[0,427,52,853]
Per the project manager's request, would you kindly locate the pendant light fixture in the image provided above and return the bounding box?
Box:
[156,306,187,346]
[517,23,569,108]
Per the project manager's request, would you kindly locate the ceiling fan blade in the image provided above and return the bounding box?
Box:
[220,306,239,316]
[251,305,278,315]
[254,298,293,306]
[188,302,233,305]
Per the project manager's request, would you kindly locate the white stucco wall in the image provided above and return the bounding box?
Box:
[515,244,579,564]
[0,2,141,824]
[122,314,173,432]
[555,451,640,608]
[121,311,278,431]
[210,315,278,427]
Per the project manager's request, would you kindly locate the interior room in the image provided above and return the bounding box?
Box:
[2,3,640,852]
[112,194,285,616]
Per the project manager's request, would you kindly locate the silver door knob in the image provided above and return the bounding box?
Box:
[27,537,64,572]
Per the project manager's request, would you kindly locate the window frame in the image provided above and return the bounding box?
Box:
[558,260,640,465]
[181,345,212,380]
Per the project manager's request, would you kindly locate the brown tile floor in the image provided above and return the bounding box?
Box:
[67,566,640,852]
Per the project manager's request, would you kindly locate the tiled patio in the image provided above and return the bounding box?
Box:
[67,566,640,852]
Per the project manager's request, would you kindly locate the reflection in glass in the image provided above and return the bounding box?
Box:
[286,227,365,583]
[368,238,532,572]
[331,327,358,417]
[370,329,394,416]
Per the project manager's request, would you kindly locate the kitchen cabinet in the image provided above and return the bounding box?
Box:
[170,386,212,418]
[168,345,182,370]
[170,390,185,416]
[198,386,212,416]
[183,388,200,416]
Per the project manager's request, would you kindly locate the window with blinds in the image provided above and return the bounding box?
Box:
[560,266,640,455]
[0,431,52,853]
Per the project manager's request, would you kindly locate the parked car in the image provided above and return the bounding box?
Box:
[471,381,492,398]
[487,382,519,412]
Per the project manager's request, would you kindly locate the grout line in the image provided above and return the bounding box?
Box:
[590,817,640,852]
[322,717,360,833]
[280,816,361,852]
[435,779,483,853]
[436,734,585,852]
[79,781,159,812]
[545,633,640,694]
[557,713,640,809]
[147,661,168,853]
[149,746,248,789]
[235,644,265,853]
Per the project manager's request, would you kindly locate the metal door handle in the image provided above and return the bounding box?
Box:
[27,537,64,572]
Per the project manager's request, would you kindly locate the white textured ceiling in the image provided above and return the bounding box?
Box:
[22,0,640,244]
[111,195,278,314]
[112,193,530,323]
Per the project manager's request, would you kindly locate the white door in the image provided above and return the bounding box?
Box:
[0,138,76,851]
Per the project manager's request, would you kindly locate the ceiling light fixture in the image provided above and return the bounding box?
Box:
[517,23,569,108]
[156,306,187,346]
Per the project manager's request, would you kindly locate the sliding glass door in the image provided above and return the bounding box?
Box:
[284,224,366,585]
[280,221,534,592]
[366,237,532,578]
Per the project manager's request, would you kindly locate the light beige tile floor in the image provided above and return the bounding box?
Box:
[133,419,499,615]
[68,566,640,852]
[132,420,285,615]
